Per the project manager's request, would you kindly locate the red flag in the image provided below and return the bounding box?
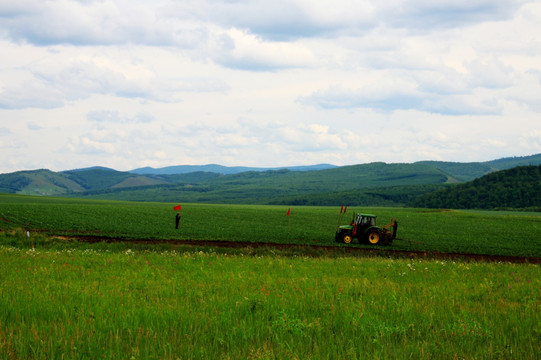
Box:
[173,205,181,211]
[286,208,290,216]
[344,205,347,214]
[340,204,344,214]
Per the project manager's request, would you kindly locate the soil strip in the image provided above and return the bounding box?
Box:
[68,235,540,264]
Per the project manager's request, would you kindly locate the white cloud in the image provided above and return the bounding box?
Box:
[87,110,154,124]
[278,123,350,152]
[465,58,516,89]
[1,0,199,46]
[208,28,317,71]
[78,136,117,155]
[0,48,235,109]
[0,0,540,173]
[26,122,41,130]
[520,130,541,149]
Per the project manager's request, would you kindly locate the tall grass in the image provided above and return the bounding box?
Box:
[1,234,539,359]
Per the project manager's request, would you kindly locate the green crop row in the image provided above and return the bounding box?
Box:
[1,193,540,257]
[0,241,539,359]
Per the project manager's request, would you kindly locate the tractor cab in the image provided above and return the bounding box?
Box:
[351,214,378,238]
[354,214,377,228]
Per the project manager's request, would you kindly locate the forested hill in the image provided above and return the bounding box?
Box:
[1,154,540,208]
[409,165,541,210]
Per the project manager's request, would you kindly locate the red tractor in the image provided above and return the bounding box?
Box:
[335,213,397,245]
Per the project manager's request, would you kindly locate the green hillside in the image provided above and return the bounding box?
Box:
[409,165,541,210]
[68,162,450,205]
[1,154,540,206]
[485,154,541,169]
[414,161,493,182]
[67,157,541,206]
[0,168,220,196]
[62,168,153,190]
[415,154,541,182]
[0,169,85,195]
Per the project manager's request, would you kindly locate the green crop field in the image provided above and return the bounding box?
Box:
[1,193,540,257]
[1,194,540,359]
[0,237,539,359]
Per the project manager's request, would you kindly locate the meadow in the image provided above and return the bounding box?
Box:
[0,233,539,359]
[0,193,540,257]
[1,194,540,358]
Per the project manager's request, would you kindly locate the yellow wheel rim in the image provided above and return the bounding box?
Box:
[343,235,352,244]
[368,232,380,244]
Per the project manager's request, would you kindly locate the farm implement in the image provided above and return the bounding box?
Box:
[335,210,397,246]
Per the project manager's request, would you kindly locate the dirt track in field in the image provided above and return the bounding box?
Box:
[69,235,541,264]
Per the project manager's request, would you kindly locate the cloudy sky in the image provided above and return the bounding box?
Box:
[1,0,540,173]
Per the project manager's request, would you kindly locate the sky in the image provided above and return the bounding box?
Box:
[1,0,541,173]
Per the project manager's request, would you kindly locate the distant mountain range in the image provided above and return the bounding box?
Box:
[1,154,540,208]
[130,163,337,175]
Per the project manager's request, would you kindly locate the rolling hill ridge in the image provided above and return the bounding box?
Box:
[0,153,540,207]
[409,165,541,210]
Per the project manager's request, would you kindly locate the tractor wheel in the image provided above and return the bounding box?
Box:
[367,230,381,245]
[336,230,347,243]
[343,234,353,244]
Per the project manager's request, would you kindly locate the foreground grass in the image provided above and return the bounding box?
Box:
[1,234,539,359]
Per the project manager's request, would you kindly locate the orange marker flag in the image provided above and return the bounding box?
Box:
[286,208,291,216]
[173,205,181,211]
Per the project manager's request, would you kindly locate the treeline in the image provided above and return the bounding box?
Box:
[267,184,446,207]
[409,165,541,211]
